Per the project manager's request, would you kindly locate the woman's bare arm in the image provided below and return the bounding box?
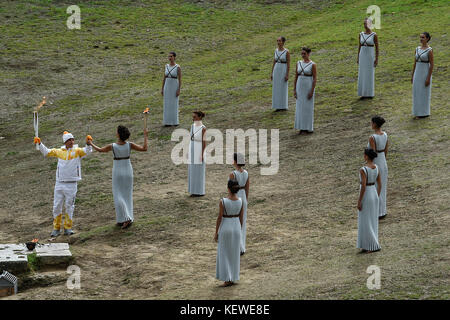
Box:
[214,200,224,241]
[130,129,148,152]
[285,50,290,81]
[376,173,382,196]
[88,141,112,153]
[245,176,249,201]
[426,49,434,86]
[358,169,366,211]
[176,66,182,96]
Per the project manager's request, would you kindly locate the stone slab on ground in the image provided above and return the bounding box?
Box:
[0,243,72,271]
[0,254,28,273]
[35,243,72,265]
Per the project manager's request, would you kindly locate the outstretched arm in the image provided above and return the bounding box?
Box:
[130,129,148,152]
[88,140,112,153]
[34,138,58,158]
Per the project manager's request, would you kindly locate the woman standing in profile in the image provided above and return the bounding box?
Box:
[229,153,249,255]
[357,148,382,253]
[215,180,244,287]
[188,111,206,196]
[412,32,434,119]
[357,18,379,99]
[294,47,317,134]
[271,36,290,111]
[368,116,388,219]
[161,51,181,126]
[88,125,148,229]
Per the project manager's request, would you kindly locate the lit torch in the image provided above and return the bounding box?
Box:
[143,107,150,130]
[33,97,46,150]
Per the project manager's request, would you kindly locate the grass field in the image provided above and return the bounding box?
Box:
[0,0,449,299]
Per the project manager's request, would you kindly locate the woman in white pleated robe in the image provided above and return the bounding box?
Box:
[357,18,379,99]
[229,152,249,255]
[368,116,389,219]
[294,47,317,134]
[271,36,290,111]
[88,125,148,229]
[411,32,434,119]
[161,52,181,126]
[357,148,382,253]
[215,180,244,287]
[188,111,206,196]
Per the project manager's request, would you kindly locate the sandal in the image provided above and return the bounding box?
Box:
[121,220,132,229]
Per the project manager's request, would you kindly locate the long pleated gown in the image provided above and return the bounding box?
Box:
[163,63,180,125]
[188,124,206,195]
[357,166,381,251]
[272,48,288,110]
[358,32,376,97]
[295,60,315,132]
[216,197,242,282]
[368,133,388,217]
[232,169,248,253]
[413,47,432,116]
[112,143,133,223]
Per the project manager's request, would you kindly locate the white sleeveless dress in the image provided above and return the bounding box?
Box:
[357,166,381,251]
[295,60,315,132]
[272,48,288,110]
[112,143,133,223]
[216,197,242,282]
[368,133,388,217]
[188,124,206,195]
[163,63,180,125]
[413,47,432,116]
[232,169,249,253]
[358,32,376,97]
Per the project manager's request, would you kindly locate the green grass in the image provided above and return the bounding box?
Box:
[0,0,448,300]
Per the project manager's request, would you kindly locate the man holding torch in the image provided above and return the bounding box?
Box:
[34,131,93,237]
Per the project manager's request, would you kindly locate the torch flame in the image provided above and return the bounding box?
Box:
[143,107,149,113]
[34,96,46,113]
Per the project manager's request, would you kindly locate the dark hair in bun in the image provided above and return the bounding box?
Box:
[302,47,311,54]
[228,179,240,194]
[371,116,385,128]
[422,32,431,42]
[364,148,378,160]
[117,125,130,141]
[169,51,177,57]
[279,36,286,43]
[193,111,205,119]
[234,152,245,167]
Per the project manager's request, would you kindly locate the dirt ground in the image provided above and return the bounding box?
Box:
[0,0,449,300]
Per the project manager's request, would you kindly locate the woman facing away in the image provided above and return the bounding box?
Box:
[188,111,206,196]
[357,17,379,99]
[88,125,148,229]
[368,116,389,219]
[357,148,382,253]
[215,179,244,287]
[229,152,250,255]
[411,32,434,119]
